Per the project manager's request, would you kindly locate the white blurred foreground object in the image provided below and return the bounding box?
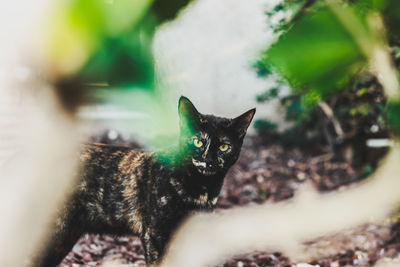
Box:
[0,0,79,266]
[375,258,400,267]
[367,139,394,148]
[0,86,79,267]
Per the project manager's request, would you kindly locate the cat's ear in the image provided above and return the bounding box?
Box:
[232,108,256,139]
[178,96,200,130]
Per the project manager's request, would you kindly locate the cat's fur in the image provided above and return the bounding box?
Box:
[35,96,255,266]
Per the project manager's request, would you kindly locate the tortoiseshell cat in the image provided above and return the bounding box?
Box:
[35,96,255,267]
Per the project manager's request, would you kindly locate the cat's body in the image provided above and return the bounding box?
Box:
[35,97,255,266]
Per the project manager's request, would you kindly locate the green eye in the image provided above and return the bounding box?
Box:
[193,137,203,148]
[219,144,230,151]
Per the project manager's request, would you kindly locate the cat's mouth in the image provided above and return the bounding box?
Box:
[192,158,217,176]
[199,169,216,175]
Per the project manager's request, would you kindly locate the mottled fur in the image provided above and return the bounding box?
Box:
[35,97,255,266]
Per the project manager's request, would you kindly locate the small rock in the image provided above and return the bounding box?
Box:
[288,159,296,167]
[353,250,369,266]
[297,172,307,181]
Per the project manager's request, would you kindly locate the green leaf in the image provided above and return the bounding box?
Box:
[386,99,400,137]
[300,90,321,110]
[264,6,367,95]
[254,119,278,132]
[378,0,400,41]
[256,87,280,102]
[44,0,154,76]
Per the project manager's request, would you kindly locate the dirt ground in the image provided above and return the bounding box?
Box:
[60,134,400,267]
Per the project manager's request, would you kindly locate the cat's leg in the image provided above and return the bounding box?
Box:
[141,227,169,267]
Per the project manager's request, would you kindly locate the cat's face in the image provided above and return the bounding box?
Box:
[178,96,255,176]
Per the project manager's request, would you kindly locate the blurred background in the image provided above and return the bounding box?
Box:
[76,0,286,144]
[2,0,400,266]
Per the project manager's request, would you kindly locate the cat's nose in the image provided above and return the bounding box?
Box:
[205,161,214,168]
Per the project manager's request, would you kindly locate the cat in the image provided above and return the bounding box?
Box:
[34,96,255,267]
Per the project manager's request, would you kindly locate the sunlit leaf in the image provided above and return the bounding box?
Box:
[42,0,154,77]
[104,0,153,36]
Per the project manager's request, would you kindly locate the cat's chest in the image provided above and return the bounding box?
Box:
[151,176,218,214]
[149,189,216,234]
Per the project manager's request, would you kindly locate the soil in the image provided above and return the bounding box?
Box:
[60,133,400,266]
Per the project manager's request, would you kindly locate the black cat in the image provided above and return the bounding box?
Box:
[34,96,255,266]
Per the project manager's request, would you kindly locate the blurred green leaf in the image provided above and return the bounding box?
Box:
[356,87,368,96]
[256,87,280,102]
[352,0,375,17]
[300,89,321,109]
[254,119,278,131]
[44,0,196,113]
[253,60,272,77]
[284,97,310,122]
[104,0,154,36]
[44,0,154,76]
[386,99,400,136]
[264,7,367,94]
[45,0,195,85]
[377,0,400,41]
[79,27,154,88]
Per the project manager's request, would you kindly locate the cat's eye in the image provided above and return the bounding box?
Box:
[219,144,230,152]
[193,137,203,148]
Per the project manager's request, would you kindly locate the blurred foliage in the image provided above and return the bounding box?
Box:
[255,73,386,152]
[375,0,400,42]
[386,100,400,136]
[256,87,279,102]
[255,0,400,168]
[265,5,368,100]
[43,0,194,112]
